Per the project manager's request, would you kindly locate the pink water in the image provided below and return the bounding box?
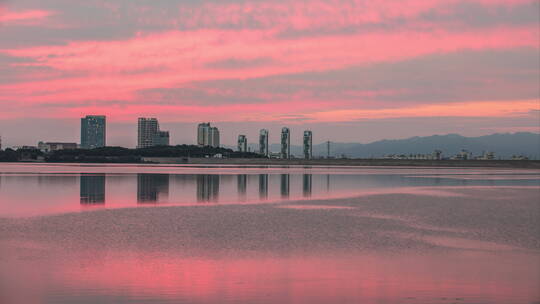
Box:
[0,164,539,303]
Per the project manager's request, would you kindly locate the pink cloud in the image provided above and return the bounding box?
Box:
[0,0,537,127]
[1,25,537,105]
[307,100,540,122]
[0,9,54,25]
[177,0,534,31]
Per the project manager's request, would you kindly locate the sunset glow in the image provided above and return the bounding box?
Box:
[0,0,538,145]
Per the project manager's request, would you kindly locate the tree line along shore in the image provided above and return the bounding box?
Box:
[0,145,538,168]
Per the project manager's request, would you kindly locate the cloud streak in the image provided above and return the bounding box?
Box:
[0,9,54,25]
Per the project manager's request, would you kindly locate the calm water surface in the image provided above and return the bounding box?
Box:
[0,163,539,304]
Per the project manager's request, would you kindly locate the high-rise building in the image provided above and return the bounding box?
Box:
[280,127,290,159]
[137,118,169,148]
[197,123,220,148]
[197,123,210,146]
[81,115,106,149]
[259,129,269,157]
[303,130,313,159]
[209,127,220,148]
[238,135,247,152]
[138,118,158,148]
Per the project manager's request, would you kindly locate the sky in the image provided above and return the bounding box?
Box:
[0,0,539,147]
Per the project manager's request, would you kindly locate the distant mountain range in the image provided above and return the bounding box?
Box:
[231,132,540,159]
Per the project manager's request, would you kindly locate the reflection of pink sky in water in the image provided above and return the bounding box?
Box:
[2,242,538,304]
[0,168,538,217]
[409,174,540,180]
[0,178,531,217]
[279,205,355,210]
[1,164,539,304]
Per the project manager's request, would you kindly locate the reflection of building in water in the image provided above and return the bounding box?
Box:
[137,174,169,203]
[280,174,290,198]
[80,174,105,204]
[237,174,247,198]
[259,174,268,199]
[197,175,220,202]
[303,174,312,197]
[326,174,331,192]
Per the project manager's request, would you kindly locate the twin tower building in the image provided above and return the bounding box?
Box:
[239,128,313,159]
[81,116,313,159]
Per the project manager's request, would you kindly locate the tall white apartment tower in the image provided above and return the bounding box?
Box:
[259,129,269,157]
[237,135,247,152]
[209,126,220,148]
[197,123,220,148]
[280,127,290,159]
[303,130,313,159]
[138,118,159,148]
[197,123,210,146]
[138,118,170,148]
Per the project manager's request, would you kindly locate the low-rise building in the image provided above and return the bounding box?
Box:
[453,149,472,160]
[269,152,282,159]
[476,151,495,160]
[38,142,78,152]
[13,145,39,150]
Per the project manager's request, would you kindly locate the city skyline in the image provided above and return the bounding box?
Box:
[1,117,539,155]
[0,114,320,153]
[1,1,539,303]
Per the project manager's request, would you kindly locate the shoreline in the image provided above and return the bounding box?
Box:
[144,157,540,168]
[5,158,539,169]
